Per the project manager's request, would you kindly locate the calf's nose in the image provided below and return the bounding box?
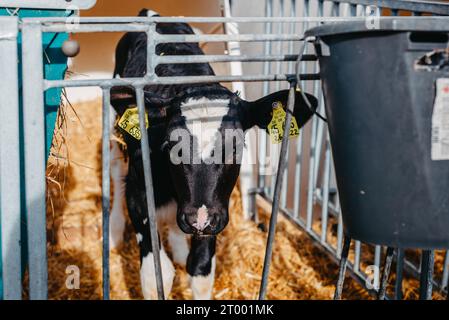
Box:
[192,205,209,231]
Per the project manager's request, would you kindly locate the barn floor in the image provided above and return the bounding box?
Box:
[41,98,445,300]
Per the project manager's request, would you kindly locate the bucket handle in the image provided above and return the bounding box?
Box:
[295,37,327,123]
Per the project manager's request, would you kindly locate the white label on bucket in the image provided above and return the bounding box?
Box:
[431,78,449,161]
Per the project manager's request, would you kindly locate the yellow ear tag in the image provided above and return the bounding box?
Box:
[117,106,149,140]
[267,101,300,144]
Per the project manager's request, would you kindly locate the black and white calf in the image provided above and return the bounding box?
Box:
[108,9,318,300]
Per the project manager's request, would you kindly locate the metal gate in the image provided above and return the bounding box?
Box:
[249,0,449,300]
[0,0,448,300]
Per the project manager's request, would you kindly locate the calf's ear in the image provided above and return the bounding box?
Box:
[110,86,136,116]
[240,90,318,131]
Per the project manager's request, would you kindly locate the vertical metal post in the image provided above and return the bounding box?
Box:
[354,241,361,273]
[336,202,344,257]
[374,245,381,270]
[334,235,351,300]
[136,87,165,300]
[320,132,331,244]
[378,247,395,300]
[0,16,22,300]
[258,0,273,190]
[272,0,285,199]
[146,21,157,78]
[222,0,254,220]
[22,22,47,300]
[419,250,434,300]
[259,83,296,300]
[143,18,164,300]
[101,88,111,300]
[305,0,316,231]
[394,248,404,300]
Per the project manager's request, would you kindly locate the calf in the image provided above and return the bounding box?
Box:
[109,9,318,299]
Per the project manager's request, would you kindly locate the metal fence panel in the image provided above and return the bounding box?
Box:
[0,16,21,300]
[21,22,47,300]
[0,0,446,300]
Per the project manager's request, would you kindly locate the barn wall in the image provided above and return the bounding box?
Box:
[70,0,224,75]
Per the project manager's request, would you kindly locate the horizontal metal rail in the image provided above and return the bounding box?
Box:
[156,54,317,64]
[0,0,97,10]
[332,0,449,15]
[45,74,320,90]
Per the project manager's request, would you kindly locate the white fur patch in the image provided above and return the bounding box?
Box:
[140,249,175,300]
[168,225,190,267]
[109,137,128,249]
[181,98,230,160]
[193,205,209,231]
[146,10,158,17]
[136,233,143,244]
[190,256,216,300]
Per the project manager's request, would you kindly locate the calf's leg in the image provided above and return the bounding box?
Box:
[128,193,175,299]
[187,236,216,300]
[109,139,127,249]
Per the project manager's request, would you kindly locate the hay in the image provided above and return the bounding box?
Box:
[43,98,444,300]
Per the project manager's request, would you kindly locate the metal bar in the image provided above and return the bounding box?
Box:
[259,83,297,300]
[135,87,165,300]
[292,133,303,219]
[146,22,157,78]
[272,0,286,198]
[394,248,404,300]
[374,245,381,269]
[334,235,351,300]
[336,203,344,257]
[155,32,308,44]
[258,0,273,190]
[36,14,449,32]
[45,73,320,90]
[262,193,384,298]
[0,16,21,300]
[156,54,317,64]
[327,0,449,15]
[305,0,325,231]
[101,88,111,300]
[305,97,318,231]
[320,133,331,243]
[36,16,376,25]
[21,22,47,300]
[378,247,395,300]
[349,3,358,16]
[354,241,361,273]
[0,0,97,10]
[419,250,434,300]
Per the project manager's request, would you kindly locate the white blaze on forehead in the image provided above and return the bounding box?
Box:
[193,204,210,231]
[181,97,230,160]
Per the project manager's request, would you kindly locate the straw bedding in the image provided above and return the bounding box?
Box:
[41,98,445,300]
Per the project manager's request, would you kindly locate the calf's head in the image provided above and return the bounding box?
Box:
[111,86,317,236]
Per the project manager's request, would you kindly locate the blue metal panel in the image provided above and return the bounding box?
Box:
[0,8,70,300]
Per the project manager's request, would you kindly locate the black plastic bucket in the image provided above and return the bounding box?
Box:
[306,18,449,249]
